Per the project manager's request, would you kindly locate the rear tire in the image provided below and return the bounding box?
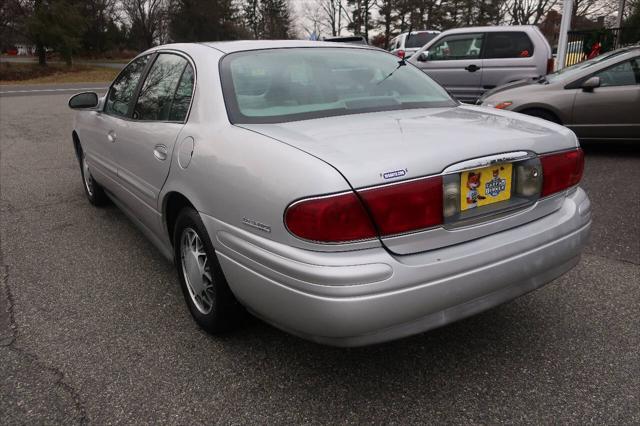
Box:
[79,145,108,206]
[173,207,243,333]
[520,108,561,124]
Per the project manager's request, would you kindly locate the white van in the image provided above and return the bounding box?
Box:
[409,26,554,103]
[389,30,440,59]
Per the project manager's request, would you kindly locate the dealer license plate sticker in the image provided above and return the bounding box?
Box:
[460,163,512,211]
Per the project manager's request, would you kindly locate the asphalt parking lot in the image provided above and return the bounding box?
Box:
[1,86,638,424]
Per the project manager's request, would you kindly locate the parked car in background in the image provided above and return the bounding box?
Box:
[389,30,440,59]
[480,46,640,141]
[323,35,368,45]
[68,40,590,347]
[409,26,554,103]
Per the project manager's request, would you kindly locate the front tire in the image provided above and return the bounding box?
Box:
[173,208,243,333]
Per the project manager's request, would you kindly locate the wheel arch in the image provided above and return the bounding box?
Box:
[513,103,564,124]
[71,130,82,162]
[163,191,197,246]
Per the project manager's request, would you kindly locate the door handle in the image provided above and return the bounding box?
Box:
[465,64,480,72]
[153,144,168,161]
[107,130,117,143]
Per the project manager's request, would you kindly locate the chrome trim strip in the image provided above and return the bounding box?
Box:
[442,151,533,174]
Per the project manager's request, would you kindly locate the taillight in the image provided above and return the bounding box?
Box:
[285,192,376,242]
[547,58,555,74]
[540,148,584,197]
[359,176,443,236]
[285,176,444,243]
[396,49,405,59]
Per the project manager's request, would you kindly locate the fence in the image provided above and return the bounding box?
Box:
[565,27,624,67]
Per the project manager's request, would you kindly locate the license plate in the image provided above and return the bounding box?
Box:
[460,163,512,211]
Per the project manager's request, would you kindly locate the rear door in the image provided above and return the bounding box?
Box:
[571,57,640,140]
[414,32,484,102]
[481,31,539,90]
[111,52,195,231]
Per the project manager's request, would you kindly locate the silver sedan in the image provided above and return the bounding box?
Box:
[69,41,591,347]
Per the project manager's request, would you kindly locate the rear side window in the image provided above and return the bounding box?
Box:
[133,53,191,121]
[484,32,534,59]
[105,55,150,117]
[405,32,438,48]
[169,65,195,121]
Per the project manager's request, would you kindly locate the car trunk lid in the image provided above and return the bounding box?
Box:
[240,105,578,254]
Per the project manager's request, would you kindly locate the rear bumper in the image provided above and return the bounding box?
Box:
[204,188,591,347]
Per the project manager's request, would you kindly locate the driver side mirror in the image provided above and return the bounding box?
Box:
[581,76,600,92]
[417,51,429,62]
[68,92,99,109]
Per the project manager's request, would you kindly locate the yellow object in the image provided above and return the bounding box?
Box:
[460,163,512,211]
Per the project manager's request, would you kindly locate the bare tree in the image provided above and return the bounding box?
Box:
[506,0,558,24]
[320,0,344,36]
[121,0,168,49]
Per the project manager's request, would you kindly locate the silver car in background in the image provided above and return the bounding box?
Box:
[480,46,640,141]
[410,26,554,103]
[69,41,591,347]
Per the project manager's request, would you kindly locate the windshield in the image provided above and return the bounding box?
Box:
[546,49,632,83]
[220,48,455,124]
[405,32,437,48]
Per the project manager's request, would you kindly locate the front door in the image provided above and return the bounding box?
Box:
[414,32,484,103]
[84,54,152,189]
[571,57,640,140]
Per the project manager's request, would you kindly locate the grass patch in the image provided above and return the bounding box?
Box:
[0,62,119,84]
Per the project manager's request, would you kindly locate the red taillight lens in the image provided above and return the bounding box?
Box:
[540,148,584,197]
[285,192,376,242]
[547,58,555,74]
[285,176,444,243]
[359,176,443,236]
[397,49,405,59]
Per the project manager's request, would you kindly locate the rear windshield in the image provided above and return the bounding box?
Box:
[405,32,438,48]
[220,48,455,124]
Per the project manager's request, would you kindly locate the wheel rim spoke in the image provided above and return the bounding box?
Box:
[180,228,215,315]
[82,155,94,196]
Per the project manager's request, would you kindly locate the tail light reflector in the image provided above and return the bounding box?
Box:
[285,176,444,243]
[547,58,555,74]
[359,176,443,236]
[285,192,376,243]
[540,148,584,197]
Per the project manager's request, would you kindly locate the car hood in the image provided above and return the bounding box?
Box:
[479,79,536,103]
[238,105,577,189]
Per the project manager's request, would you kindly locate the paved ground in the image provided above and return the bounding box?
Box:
[1,89,638,424]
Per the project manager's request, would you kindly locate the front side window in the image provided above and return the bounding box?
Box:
[220,48,455,124]
[105,55,150,117]
[593,58,639,87]
[429,33,484,60]
[133,54,191,121]
[484,32,534,59]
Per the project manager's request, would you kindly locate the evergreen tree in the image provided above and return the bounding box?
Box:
[169,0,245,42]
[259,0,292,39]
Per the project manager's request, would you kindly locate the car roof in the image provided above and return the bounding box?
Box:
[200,40,372,53]
[439,25,539,35]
